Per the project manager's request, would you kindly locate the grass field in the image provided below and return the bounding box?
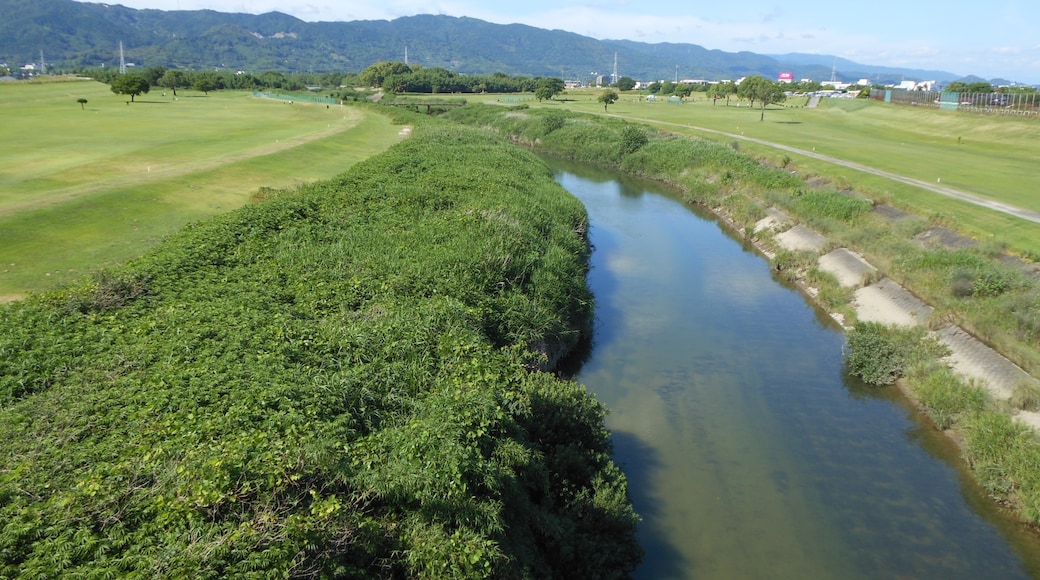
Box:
[473,90,1040,255]
[0,80,404,298]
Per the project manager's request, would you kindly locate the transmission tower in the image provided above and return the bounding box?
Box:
[119,41,127,74]
[39,50,45,75]
[612,52,618,85]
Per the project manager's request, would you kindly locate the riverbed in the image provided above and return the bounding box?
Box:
[548,157,1040,579]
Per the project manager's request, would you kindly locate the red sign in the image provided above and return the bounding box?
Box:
[778,72,794,82]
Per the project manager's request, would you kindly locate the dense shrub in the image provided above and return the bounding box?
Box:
[0,124,640,577]
[619,125,649,156]
[843,322,948,385]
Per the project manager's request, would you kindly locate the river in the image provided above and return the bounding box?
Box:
[548,158,1040,579]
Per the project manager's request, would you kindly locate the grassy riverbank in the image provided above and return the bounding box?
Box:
[442,102,1040,527]
[0,122,641,577]
[0,80,404,299]
[469,90,1040,256]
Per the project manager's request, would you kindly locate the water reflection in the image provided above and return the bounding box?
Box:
[546,156,1040,579]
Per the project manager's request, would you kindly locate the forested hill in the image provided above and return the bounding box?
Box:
[1,0,956,82]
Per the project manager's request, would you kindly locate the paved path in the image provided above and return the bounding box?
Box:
[606,114,1040,225]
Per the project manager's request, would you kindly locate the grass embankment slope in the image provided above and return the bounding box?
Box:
[442,103,1040,527]
[477,90,1040,255]
[0,80,403,299]
[0,122,641,577]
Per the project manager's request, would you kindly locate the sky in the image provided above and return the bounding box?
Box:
[81,0,1040,83]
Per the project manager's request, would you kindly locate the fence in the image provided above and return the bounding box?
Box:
[869,88,1038,117]
[252,90,338,105]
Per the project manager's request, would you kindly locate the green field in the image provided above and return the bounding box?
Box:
[474,89,1040,254]
[0,80,405,298]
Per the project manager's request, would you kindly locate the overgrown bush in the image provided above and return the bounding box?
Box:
[0,123,640,577]
[844,322,949,385]
[619,125,649,156]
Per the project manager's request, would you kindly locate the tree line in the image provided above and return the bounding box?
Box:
[93,61,799,121]
[90,62,573,102]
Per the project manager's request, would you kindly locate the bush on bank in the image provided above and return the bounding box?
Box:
[0,123,641,577]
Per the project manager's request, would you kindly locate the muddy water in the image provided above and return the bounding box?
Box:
[549,158,1040,579]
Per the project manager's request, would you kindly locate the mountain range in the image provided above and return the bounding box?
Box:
[1,0,983,84]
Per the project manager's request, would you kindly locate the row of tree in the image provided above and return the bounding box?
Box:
[94,62,573,102]
[91,66,349,101]
[96,61,790,120]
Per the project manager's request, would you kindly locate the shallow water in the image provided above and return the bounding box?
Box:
[549,158,1040,579]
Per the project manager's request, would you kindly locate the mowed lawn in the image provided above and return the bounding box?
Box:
[0,80,405,298]
[482,90,1040,253]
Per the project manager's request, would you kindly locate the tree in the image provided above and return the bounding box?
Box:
[358,61,413,88]
[110,73,150,102]
[673,84,694,99]
[192,73,220,95]
[598,89,619,112]
[966,81,994,93]
[737,76,767,107]
[143,66,166,86]
[535,86,554,102]
[76,98,88,110]
[158,70,186,96]
[616,76,636,91]
[646,81,662,94]
[738,76,787,121]
[719,81,738,106]
[536,77,565,100]
[708,83,724,105]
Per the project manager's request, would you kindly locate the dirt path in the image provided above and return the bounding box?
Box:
[607,114,1040,225]
[0,107,368,219]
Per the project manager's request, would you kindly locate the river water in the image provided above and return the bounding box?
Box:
[548,158,1040,579]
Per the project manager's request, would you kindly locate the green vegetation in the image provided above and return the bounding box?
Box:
[441,101,1040,529]
[843,322,948,386]
[0,123,640,577]
[448,100,1040,376]
[109,72,150,101]
[905,359,1040,524]
[0,80,403,298]
[474,90,1039,254]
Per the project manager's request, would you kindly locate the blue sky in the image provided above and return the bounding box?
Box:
[85,0,1040,83]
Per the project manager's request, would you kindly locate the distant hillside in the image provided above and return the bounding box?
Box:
[1,0,964,83]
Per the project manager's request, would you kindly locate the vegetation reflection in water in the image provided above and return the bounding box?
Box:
[548,157,1040,579]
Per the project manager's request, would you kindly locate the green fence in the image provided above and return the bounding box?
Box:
[870,88,1038,116]
[253,90,338,105]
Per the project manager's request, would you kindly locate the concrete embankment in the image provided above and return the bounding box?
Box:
[754,207,1040,431]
